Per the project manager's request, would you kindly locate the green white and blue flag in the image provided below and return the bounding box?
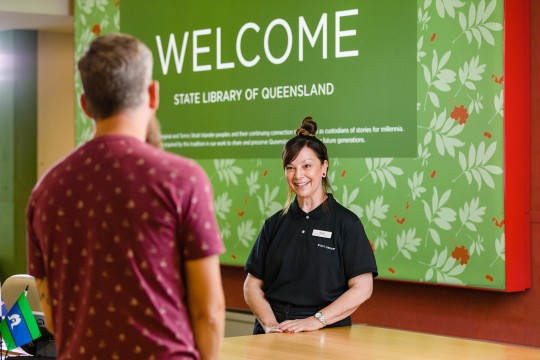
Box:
[0,292,41,351]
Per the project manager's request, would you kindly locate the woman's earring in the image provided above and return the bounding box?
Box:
[322,172,326,178]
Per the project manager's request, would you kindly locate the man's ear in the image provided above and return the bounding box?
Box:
[80,94,93,118]
[149,80,160,110]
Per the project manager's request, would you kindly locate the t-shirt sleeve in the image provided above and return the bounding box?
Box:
[177,161,225,260]
[342,219,378,279]
[244,220,271,280]
[26,195,46,278]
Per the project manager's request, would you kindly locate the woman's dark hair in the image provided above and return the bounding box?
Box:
[282,117,331,213]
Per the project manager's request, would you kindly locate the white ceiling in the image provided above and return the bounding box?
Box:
[0,0,73,33]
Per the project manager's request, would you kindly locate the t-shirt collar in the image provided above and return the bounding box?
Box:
[290,193,334,220]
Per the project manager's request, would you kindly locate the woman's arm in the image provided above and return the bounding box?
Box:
[243,273,282,333]
[276,272,373,333]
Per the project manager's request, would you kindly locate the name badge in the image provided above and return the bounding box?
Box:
[312,229,332,239]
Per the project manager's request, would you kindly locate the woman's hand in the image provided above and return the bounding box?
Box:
[244,274,283,335]
[275,316,325,333]
[265,325,283,334]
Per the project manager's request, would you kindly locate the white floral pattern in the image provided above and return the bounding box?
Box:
[74,0,506,290]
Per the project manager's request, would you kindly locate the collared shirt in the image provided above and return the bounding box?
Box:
[245,194,377,307]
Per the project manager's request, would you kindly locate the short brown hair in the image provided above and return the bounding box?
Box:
[77,33,153,120]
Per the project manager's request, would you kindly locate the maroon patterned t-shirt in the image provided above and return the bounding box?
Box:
[27,135,224,360]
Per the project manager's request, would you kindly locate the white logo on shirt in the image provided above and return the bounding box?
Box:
[317,244,335,251]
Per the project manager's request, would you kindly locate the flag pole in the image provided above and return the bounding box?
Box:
[0,279,4,360]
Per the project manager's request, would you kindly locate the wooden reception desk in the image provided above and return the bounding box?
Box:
[219,325,540,359]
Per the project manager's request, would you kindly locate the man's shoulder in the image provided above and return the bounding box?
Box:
[34,137,206,193]
[92,135,202,173]
[149,148,208,180]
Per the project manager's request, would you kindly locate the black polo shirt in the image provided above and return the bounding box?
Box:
[245,194,378,307]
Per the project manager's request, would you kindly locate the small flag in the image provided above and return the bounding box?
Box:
[0,292,41,351]
[0,297,7,320]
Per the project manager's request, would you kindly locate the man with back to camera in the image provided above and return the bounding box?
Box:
[26,33,225,359]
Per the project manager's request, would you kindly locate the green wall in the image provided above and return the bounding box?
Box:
[73,1,513,290]
[0,30,37,281]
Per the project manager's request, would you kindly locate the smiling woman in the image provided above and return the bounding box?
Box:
[243,116,378,335]
[284,145,327,208]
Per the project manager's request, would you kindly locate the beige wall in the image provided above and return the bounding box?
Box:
[37,31,75,177]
